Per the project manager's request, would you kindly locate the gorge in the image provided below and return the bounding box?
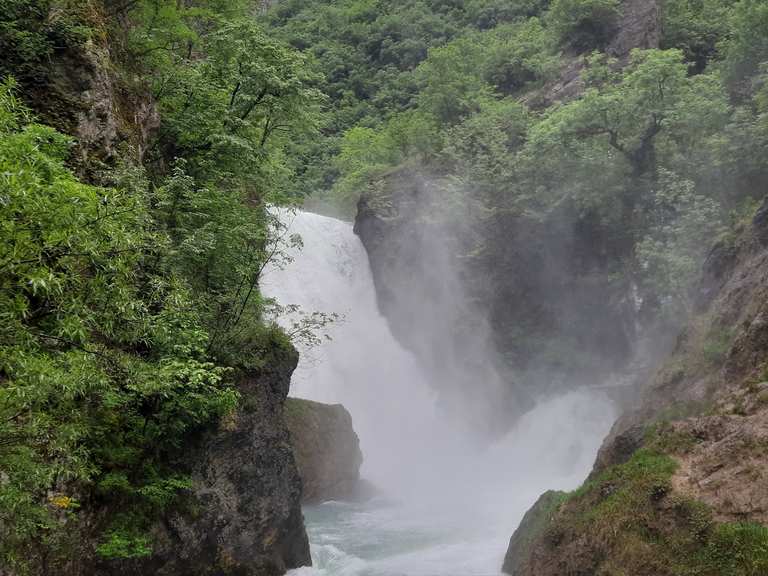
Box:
[2,0,768,575]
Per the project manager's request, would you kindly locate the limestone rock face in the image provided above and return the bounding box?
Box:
[25,5,160,167]
[608,0,661,60]
[527,0,660,107]
[285,399,364,503]
[146,347,310,576]
[144,346,310,576]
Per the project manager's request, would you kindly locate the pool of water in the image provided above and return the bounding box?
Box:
[289,499,509,576]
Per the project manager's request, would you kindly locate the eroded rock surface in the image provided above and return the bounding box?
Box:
[502,491,565,576]
[141,347,311,576]
[83,346,312,576]
[285,398,364,503]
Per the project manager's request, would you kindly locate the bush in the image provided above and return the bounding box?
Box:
[484,19,559,94]
[722,0,768,90]
[660,0,736,73]
[0,0,91,81]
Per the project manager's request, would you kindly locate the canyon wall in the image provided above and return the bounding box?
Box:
[503,199,768,575]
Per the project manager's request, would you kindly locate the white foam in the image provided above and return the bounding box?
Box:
[263,210,616,576]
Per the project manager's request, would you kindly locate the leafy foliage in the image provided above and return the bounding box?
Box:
[637,171,724,319]
[722,0,768,89]
[0,0,92,81]
[660,0,737,72]
[0,80,238,567]
[0,0,327,568]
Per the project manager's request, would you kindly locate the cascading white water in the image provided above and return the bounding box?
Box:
[261,210,616,576]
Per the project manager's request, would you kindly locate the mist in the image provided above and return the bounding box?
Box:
[262,208,617,575]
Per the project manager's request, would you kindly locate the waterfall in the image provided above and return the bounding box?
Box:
[261,209,616,576]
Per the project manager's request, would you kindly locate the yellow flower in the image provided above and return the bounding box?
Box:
[49,495,73,509]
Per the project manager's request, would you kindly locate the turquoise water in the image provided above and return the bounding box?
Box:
[290,499,508,576]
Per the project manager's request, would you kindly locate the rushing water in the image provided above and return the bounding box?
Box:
[261,210,616,576]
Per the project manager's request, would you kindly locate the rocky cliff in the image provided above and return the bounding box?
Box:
[502,199,768,576]
[285,399,364,503]
[123,346,311,576]
[1,2,159,171]
[21,344,312,576]
[355,167,528,433]
[354,165,637,421]
[528,0,660,107]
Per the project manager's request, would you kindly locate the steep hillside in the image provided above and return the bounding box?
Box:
[503,199,768,576]
[0,2,322,573]
[344,0,768,426]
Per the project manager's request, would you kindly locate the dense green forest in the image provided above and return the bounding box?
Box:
[270,0,768,323]
[1,0,768,572]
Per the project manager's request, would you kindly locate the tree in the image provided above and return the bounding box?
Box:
[524,50,728,226]
[415,35,491,124]
[722,0,768,90]
[155,19,324,191]
[0,79,236,567]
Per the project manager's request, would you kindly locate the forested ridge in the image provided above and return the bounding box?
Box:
[1,0,768,574]
[270,0,768,373]
[271,0,768,321]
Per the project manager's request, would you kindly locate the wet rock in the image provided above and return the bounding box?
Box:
[284,398,364,503]
[591,423,646,477]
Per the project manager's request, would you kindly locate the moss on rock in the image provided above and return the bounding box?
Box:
[504,438,768,576]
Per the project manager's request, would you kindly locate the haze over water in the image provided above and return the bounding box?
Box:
[262,210,616,576]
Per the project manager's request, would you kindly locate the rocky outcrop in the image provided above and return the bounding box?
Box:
[502,491,565,576]
[608,0,660,60]
[354,167,528,434]
[124,346,312,576]
[502,198,768,575]
[45,345,312,576]
[355,166,637,408]
[15,4,159,168]
[527,0,661,107]
[284,398,364,503]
